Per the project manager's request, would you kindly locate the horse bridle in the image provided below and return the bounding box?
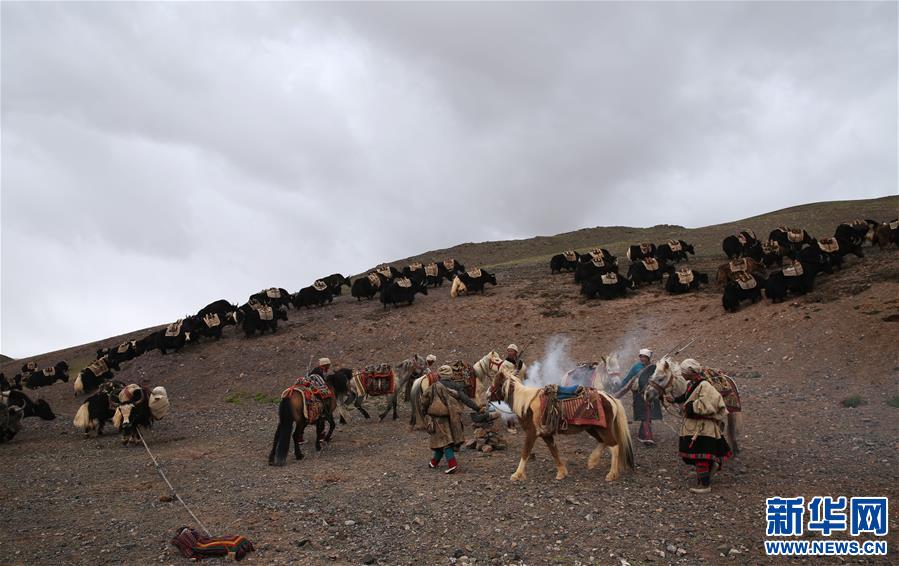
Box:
[648,370,676,404]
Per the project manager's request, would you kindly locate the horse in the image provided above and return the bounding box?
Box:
[268,384,337,466]
[487,367,634,482]
[408,350,523,430]
[379,354,428,421]
[643,357,742,454]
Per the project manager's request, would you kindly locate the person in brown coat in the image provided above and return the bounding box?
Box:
[421,365,482,474]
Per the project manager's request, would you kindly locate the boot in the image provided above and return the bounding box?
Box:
[429,459,439,469]
[445,458,458,474]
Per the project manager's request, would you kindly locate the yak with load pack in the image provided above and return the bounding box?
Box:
[550,251,581,274]
[665,268,709,294]
[765,260,817,302]
[626,258,664,287]
[422,263,448,287]
[380,277,429,309]
[626,242,656,262]
[450,268,497,297]
[722,272,765,313]
[74,355,118,395]
[574,256,617,284]
[292,281,335,308]
[22,361,70,389]
[351,273,384,301]
[581,272,629,300]
[250,288,292,310]
[73,381,125,437]
[655,240,695,265]
[183,312,235,341]
[319,273,351,296]
[769,226,812,253]
[721,229,759,259]
[235,301,287,336]
[402,263,428,285]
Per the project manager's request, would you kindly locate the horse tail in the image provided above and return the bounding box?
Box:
[609,395,635,472]
[409,376,424,429]
[728,412,742,455]
[271,397,294,466]
[450,276,465,298]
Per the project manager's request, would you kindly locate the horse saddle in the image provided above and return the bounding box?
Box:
[367,273,382,287]
[252,304,274,320]
[676,269,694,285]
[443,259,456,270]
[639,243,653,254]
[88,358,109,376]
[312,280,328,291]
[667,240,682,252]
[787,228,805,243]
[556,385,582,400]
[734,272,757,290]
[641,258,659,271]
[424,263,439,277]
[563,250,578,262]
[466,268,482,278]
[265,287,281,299]
[600,272,618,285]
[409,262,423,271]
[165,320,184,337]
[729,258,748,273]
[701,369,742,413]
[395,277,412,288]
[42,367,56,377]
[203,313,221,328]
[359,366,395,396]
[818,238,839,253]
[591,257,606,267]
[783,261,804,277]
[540,386,607,432]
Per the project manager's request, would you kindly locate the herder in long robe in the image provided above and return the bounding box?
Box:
[504,344,523,372]
[421,365,482,474]
[624,348,662,445]
[673,358,732,493]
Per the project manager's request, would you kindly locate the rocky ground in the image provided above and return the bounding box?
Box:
[2,245,898,565]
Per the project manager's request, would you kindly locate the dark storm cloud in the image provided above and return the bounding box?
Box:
[1,2,895,356]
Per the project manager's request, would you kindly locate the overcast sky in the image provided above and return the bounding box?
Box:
[1,2,896,358]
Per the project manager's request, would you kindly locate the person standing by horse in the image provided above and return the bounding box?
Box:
[421,365,483,474]
[425,354,437,373]
[308,357,331,388]
[673,358,731,493]
[623,348,662,446]
[504,344,523,372]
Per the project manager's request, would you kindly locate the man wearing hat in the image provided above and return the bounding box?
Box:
[672,358,731,493]
[504,344,523,371]
[623,348,662,446]
[421,365,483,474]
[308,357,332,388]
[425,354,437,372]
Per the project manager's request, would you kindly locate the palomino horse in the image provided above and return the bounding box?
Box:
[268,386,336,466]
[487,367,634,482]
[409,351,522,429]
[643,357,742,454]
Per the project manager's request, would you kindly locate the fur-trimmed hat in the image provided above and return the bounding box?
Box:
[438,365,454,378]
[681,358,702,374]
[318,357,331,366]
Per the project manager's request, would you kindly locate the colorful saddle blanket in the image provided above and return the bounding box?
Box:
[355,365,395,396]
[539,386,607,432]
[429,362,479,398]
[700,369,742,413]
[171,526,255,562]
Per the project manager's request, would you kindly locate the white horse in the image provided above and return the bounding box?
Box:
[409,351,523,430]
[643,357,742,454]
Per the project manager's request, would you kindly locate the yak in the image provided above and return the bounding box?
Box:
[440,259,465,278]
[874,220,898,249]
[235,303,287,336]
[665,268,709,294]
[574,258,617,284]
[73,381,125,437]
[0,373,9,392]
[423,263,448,287]
[656,240,695,265]
[722,273,765,312]
[351,274,381,301]
[581,272,629,300]
[626,243,656,262]
[550,251,581,274]
[155,320,192,355]
[380,277,429,309]
[722,229,760,259]
[827,230,866,262]
[197,299,238,318]
[3,389,56,420]
[250,288,292,309]
[320,273,351,296]
[626,258,664,287]
[74,356,117,396]
[184,312,235,341]
[450,269,497,297]
[23,361,70,389]
[769,227,812,252]
[765,261,816,302]
[402,264,428,286]
[715,257,764,287]
[292,283,335,308]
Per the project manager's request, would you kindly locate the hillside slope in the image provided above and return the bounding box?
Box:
[2,196,897,565]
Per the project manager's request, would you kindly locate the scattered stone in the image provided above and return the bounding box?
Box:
[344,520,356,526]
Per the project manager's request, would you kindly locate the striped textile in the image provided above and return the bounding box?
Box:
[171,526,255,561]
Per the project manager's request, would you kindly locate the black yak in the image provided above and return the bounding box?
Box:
[765,261,816,302]
[351,273,382,301]
[626,243,656,262]
[550,251,581,274]
[574,257,617,284]
[380,277,429,309]
[23,361,69,389]
[626,258,664,287]
[581,272,629,299]
[292,282,335,308]
[235,303,287,336]
[250,288,292,309]
[4,389,56,420]
[722,273,765,312]
[320,273,351,295]
[73,381,126,437]
[74,356,117,396]
[665,268,709,294]
[655,240,695,265]
[450,269,497,297]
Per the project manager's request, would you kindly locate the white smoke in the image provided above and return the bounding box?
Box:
[526,334,577,388]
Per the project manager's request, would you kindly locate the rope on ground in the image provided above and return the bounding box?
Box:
[137,428,211,537]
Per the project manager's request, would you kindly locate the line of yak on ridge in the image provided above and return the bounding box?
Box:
[549,217,898,313]
[0,259,496,441]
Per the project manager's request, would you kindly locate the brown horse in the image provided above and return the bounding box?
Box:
[487,367,634,482]
[268,386,337,466]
